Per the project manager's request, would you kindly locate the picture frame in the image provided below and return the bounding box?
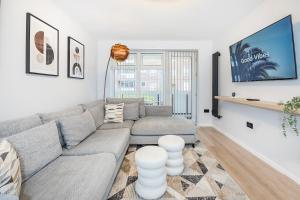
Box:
[67,37,85,79]
[26,13,59,76]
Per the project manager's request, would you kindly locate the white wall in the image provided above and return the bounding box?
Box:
[0,0,98,121]
[97,40,214,126]
[213,0,300,183]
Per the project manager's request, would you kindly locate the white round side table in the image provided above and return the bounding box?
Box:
[135,146,168,199]
[158,135,185,176]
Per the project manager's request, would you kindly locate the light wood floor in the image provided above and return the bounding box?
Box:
[198,127,300,200]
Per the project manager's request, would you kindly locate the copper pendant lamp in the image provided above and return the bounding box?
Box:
[104,44,130,99]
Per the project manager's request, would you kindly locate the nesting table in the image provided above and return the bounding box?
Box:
[135,146,168,199]
[134,135,185,199]
[158,135,185,176]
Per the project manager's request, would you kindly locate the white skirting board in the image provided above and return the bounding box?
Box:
[213,126,300,185]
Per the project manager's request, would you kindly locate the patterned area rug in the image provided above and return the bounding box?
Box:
[108,141,249,200]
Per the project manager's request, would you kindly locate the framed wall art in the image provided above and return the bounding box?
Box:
[67,37,85,79]
[26,13,59,76]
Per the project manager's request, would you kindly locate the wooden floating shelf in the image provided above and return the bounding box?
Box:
[215,96,300,115]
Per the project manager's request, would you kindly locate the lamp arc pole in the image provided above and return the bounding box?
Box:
[103,44,129,101]
[103,56,111,100]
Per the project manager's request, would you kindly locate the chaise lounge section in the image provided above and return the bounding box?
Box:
[0,98,197,200]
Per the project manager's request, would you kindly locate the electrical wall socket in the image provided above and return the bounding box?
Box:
[204,109,210,113]
[246,121,254,129]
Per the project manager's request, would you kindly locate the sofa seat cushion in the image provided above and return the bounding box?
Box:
[62,128,130,160]
[132,116,196,136]
[20,153,116,200]
[98,120,134,130]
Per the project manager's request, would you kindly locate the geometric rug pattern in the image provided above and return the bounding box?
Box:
[108,141,250,200]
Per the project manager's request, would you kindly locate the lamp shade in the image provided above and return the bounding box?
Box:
[110,44,129,62]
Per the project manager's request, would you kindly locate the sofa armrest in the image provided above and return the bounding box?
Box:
[145,105,173,117]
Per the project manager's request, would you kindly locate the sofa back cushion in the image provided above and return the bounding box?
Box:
[82,100,105,128]
[6,122,62,182]
[39,106,84,147]
[59,111,96,149]
[123,103,139,120]
[106,98,145,118]
[0,115,42,138]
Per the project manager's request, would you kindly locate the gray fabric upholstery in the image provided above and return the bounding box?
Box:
[59,111,96,149]
[0,194,19,200]
[132,116,196,136]
[130,134,196,145]
[123,103,139,120]
[0,115,42,138]
[39,106,84,123]
[103,142,129,199]
[38,106,84,147]
[145,105,173,117]
[82,100,105,128]
[6,122,62,182]
[20,154,116,200]
[99,120,134,130]
[106,98,146,118]
[62,128,130,160]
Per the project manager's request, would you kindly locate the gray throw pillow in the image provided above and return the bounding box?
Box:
[6,122,62,182]
[124,103,139,120]
[59,111,96,149]
[38,106,84,147]
[106,98,146,118]
[82,100,105,128]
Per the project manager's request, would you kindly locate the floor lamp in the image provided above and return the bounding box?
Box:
[103,44,129,100]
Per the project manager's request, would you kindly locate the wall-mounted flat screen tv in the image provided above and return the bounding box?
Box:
[230,15,297,82]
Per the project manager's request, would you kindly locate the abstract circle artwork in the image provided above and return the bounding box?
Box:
[26,13,59,76]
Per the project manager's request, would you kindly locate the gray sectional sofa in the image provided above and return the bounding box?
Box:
[0,98,196,200]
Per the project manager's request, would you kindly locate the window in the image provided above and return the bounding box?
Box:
[109,52,164,105]
[107,50,198,120]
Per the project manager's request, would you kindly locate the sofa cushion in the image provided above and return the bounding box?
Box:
[124,103,139,120]
[62,128,130,160]
[104,103,124,123]
[106,98,146,118]
[20,153,116,200]
[132,116,196,136]
[99,120,134,130]
[82,100,105,128]
[145,105,173,117]
[6,122,62,182]
[59,111,96,150]
[0,140,22,197]
[39,106,84,147]
[0,115,42,138]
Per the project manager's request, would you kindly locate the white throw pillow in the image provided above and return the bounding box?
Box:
[104,103,124,123]
[0,140,22,197]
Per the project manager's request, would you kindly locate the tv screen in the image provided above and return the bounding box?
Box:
[230,15,297,82]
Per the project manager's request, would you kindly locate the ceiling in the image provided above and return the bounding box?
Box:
[53,0,264,40]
